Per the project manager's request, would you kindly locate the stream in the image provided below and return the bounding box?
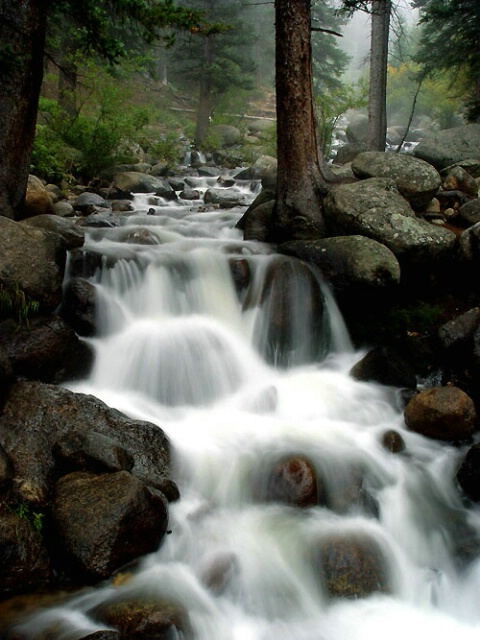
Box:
[12,174,480,639]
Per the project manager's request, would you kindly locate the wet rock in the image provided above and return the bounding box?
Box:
[22,176,56,219]
[79,212,123,228]
[125,229,158,245]
[93,599,191,640]
[229,258,251,293]
[404,386,476,441]
[0,381,175,508]
[242,200,275,242]
[0,315,94,383]
[0,216,67,314]
[323,178,456,264]
[456,444,480,501]
[457,199,480,228]
[443,166,479,198]
[0,505,50,596]
[69,248,105,279]
[324,465,378,517]
[113,172,166,194]
[253,257,326,367]
[204,188,247,208]
[350,346,417,389]
[0,344,13,397]
[79,632,120,640]
[73,192,109,214]
[352,151,441,210]
[381,430,406,453]
[179,189,201,200]
[53,431,134,475]
[314,533,390,598]
[279,236,400,292]
[199,551,238,593]
[438,307,480,356]
[0,441,14,489]
[21,214,85,249]
[261,455,320,507]
[52,471,168,580]
[61,277,97,337]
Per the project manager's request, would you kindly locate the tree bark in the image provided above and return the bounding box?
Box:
[274,0,327,241]
[367,0,391,151]
[0,0,49,220]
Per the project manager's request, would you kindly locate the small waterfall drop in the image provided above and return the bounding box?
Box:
[11,184,480,640]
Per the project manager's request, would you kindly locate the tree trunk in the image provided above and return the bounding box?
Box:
[0,0,49,220]
[195,37,213,147]
[274,0,327,241]
[367,0,391,151]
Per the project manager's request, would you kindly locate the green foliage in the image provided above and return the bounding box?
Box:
[316,82,367,157]
[387,62,463,128]
[413,0,480,122]
[16,503,45,536]
[34,63,153,181]
[0,283,40,328]
[386,300,445,336]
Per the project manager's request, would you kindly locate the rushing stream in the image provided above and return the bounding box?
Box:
[12,175,480,639]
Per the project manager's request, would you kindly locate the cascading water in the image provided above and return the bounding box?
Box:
[11,177,480,639]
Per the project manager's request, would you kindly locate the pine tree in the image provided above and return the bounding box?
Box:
[413,0,480,122]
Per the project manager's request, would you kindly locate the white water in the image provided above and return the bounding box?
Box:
[13,181,480,639]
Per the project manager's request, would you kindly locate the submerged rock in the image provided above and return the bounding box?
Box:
[314,533,390,598]
[350,346,417,389]
[260,455,320,507]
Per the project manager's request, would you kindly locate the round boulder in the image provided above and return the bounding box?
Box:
[93,599,191,640]
[381,430,406,454]
[413,123,480,171]
[314,532,390,598]
[352,151,441,210]
[404,386,476,441]
[261,455,319,507]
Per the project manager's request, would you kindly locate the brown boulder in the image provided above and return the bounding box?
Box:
[0,381,176,508]
[52,471,168,580]
[93,599,191,640]
[261,455,320,507]
[314,533,390,598]
[404,386,476,440]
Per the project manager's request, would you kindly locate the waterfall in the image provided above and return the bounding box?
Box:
[12,184,480,640]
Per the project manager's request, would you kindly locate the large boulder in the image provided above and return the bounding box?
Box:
[22,175,56,219]
[21,214,85,249]
[113,172,166,193]
[259,455,320,507]
[61,277,97,337]
[351,151,442,210]
[350,346,417,389]
[210,124,241,146]
[413,124,480,171]
[314,533,390,598]
[0,380,177,508]
[251,256,327,366]
[93,599,191,640]
[0,315,94,384]
[279,236,401,292]
[0,217,67,314]
[404,386,476,441]
[323,178,456,264]
[203,188,247,208]
[52,471,168,580]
